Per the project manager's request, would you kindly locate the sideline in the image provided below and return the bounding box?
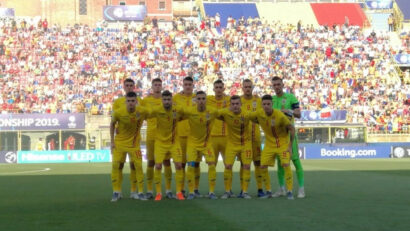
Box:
[0,168,51,175]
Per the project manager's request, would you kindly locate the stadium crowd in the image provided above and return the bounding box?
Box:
[0,16,409,133]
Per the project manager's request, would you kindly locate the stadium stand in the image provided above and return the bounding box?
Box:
[311,3,369,27]
[0,7,408,133]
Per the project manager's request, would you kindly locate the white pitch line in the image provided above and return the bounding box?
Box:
[0,168,51,175]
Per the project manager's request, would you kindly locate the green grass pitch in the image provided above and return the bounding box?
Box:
[1,159,409,231]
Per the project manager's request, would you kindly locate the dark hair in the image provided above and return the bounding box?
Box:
[126,91,137,98]
[183,76,194,82]
[242,79,253,85]
[152,78,162,84]
[124,78,135,84]
[271,76,282,82]
[261,95,272,101]
[230,95,241,102]
[213,79,224,86]
[162,90,172,97]
[196,91,206,96]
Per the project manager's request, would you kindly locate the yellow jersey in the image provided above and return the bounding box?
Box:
[217,108,252,146]
[207,95,230,136]
[173,93,195,137]
[111,106,150,148]
[184,107,219,147]
[150,105,185,145]
[141,95,162,140]
[241,96,261,142]
[250,109,291,149]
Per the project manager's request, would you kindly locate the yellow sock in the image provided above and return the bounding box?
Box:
[239,166,243,191]
[224,168,232,192]
[134,161,144,193]
[164,165,172,191]
[146,165,154,192]
[130,166,137,193]
[242,168,251,193]
[208,165,216,193]
[261,168,271,192]
[254,165,262,190]
[175,168,184,193]
[195,165,200,190]
[111,161,122,192]
[187,166,195,193]
[154,168,162,195]
[181,166,186,192]
[284,165,293,192]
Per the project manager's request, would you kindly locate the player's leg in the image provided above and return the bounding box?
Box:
[240,143,253,199]
[154,143,166,201]
[292,136,305,198]
[204,147,217,199]
[259,148,274,198]
[186,145,197,199]
[131,149,147,201]
[221,145,235,199]
[253,142,264,197]
[163,159,172,197]
[280,150,294,200]
[172,144,185,200]
[128,160,137,195]
[145,139,155,199]
[272,157,286,197]
[179,137,188,194]
[111,147,126,202]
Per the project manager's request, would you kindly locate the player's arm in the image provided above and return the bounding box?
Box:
[215,109,226,121]
[109,113,118,151]
[280,113,294,154]
[248,110,260,124]
[290,95,301,119]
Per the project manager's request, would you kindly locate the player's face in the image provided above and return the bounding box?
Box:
[183,80,193,94]
[162,95,172,110]
[213,83,225,97]
[272,80,284,95]
[242,81,253,96]
[124,81,135,94]
[196,93,206,108]
[152,81,162,94]
[126,96,137,111]
[262,100,273,114]
[230,98,241,114]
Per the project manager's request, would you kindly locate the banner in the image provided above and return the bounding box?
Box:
[0,114,85,131]
[103,5,147,21]
[365,1,393,9]
[299,110,347,123]
[0,8,15,17]
[391,146,410,158]
[298,143,409,159]
[17,150,111,163]
[0,151,17,163]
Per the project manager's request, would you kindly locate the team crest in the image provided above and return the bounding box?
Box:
[252,101,257,109]
[282,99,286,105]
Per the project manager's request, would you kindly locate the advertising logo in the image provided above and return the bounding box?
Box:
[391,146,410,158]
